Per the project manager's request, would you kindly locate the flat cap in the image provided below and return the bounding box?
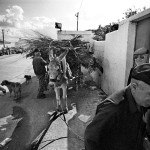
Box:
[134,47,149,55]
[132,63,150,85]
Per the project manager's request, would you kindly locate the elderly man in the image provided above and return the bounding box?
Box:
[32,50,48,99]
[84,63,150,150]
[127,47,149,85]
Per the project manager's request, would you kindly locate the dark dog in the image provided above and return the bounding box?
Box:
[1,80,21,99]
[0,86,6,95]
[24,75,32,84]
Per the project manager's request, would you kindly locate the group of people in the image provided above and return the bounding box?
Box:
[84,47,150,150]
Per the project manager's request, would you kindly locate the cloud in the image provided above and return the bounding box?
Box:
[0,5,24,28]
[0,5,57,40]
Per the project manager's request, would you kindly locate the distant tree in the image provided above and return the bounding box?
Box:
[122,7,146,19]
[92,23,119,41]
[92,6,147,41]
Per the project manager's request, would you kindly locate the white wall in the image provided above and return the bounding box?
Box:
[0,42,15,50]
[92,41,105,87]
[57,30,94,42]
[5,42,15,48]
[93,41,105,61]
[125,22,136,85]
[101,23,130,94]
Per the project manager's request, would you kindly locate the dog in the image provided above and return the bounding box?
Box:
[1,80,21,100]
[24,75,32,84]
[0,86,6,95]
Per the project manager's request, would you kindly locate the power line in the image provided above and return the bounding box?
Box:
[79,0,84,13]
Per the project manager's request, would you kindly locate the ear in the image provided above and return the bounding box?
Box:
[58,49,69,61]
[131,82,138,91]
[49,49,54,61]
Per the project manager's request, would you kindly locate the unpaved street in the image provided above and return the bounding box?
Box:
[0,54,32,84]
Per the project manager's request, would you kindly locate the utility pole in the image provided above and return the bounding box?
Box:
[2,29,5,48]
[75,12,79,31]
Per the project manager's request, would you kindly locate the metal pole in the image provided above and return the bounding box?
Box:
[77,15,79,31]
[75,12,79,31]
[2,29,5,48]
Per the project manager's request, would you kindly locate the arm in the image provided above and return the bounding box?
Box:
[40,57,48,66]
[84,105,116,150]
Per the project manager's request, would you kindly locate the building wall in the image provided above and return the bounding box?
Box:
[101,9,150,95]
[57,30,94,41]
[101,23,130,94]
[92,41,105,87]
[0,43,15,50]
[135,18,150,52]
[5,42,15,48]
[125,22,136,85]
[93,41,105,60]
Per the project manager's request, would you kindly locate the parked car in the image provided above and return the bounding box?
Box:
[2,48,9,55]
[15,48,23,54]
[0,50,3,56]
[10,47,16,54]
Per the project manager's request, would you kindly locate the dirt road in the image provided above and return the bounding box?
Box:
[0,79,106,150]
[0,54,32,83]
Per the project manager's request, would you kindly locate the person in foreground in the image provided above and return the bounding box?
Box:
[84,63,150,150]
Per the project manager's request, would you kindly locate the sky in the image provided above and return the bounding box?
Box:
[0,0,150,42]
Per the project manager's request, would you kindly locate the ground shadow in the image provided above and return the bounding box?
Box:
[1,106,31,150]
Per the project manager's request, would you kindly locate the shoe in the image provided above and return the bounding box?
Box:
[37,94,46,99]
[63,107,68,114]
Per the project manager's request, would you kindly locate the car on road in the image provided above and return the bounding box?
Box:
[0,50,3,56]
[1,48,9,55]
[15,48,23,54]
[9,47,16,54]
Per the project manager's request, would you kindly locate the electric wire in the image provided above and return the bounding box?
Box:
[79,0,84,13]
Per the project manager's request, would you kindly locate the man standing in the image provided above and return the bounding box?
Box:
[32,50,48,99]
[84,63,150,150]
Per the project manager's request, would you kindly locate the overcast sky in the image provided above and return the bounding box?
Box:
[0,0,150,41]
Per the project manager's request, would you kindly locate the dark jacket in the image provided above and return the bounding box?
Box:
[127,67,134,85]
[84,87,146,150]
[32,56,47,76]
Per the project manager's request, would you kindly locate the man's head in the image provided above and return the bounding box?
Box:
[134,47,149,66]
[130,63,150,107]
[34,52,41,57]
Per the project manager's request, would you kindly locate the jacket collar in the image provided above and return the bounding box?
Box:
[124,87,140,113]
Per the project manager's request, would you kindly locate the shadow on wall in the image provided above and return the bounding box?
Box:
[101,58,110,95]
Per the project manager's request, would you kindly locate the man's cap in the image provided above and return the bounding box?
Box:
[34,48,40,53]
[134,47,149,55]
[131,63,150,85]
